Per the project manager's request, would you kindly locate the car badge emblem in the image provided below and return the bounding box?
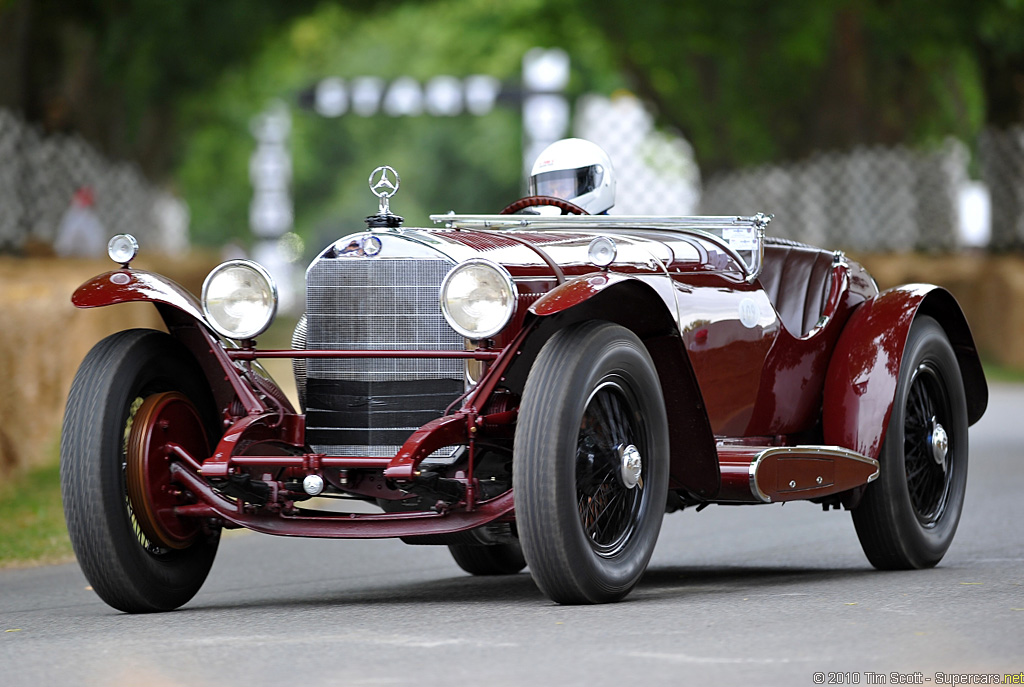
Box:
[369,165,400,215]
[361,234,383,256]
[365,165,404,229]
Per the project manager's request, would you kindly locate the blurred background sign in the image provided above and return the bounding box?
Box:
[306,74,502,119]
[249,104,293,238]
[521,48,571,173]
[249,103,299,311]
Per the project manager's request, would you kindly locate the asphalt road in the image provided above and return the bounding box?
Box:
[2,385,1022,687]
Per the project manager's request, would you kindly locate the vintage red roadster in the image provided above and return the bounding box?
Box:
[61,166,988,612]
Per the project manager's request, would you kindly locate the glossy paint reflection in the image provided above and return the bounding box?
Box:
[677,280,779,435]
[823,285,933,458]
[72,269,206,322]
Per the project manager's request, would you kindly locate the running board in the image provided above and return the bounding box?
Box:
[716,445,879,504]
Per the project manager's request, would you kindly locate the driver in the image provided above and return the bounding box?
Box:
[529,138,616,214]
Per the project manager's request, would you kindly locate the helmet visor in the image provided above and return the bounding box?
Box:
[530,165,604,201]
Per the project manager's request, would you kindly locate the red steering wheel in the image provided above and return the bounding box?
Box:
[500,196,590,216]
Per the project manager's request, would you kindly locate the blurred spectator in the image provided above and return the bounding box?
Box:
[53,186,106,257]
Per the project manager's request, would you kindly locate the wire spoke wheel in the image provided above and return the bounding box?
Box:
[515,322,668,604]
[902,364,953,525]
[125,391,211,551]
[61,329,221,613]
[576,381,646,557]
[122,394,169,556]
[852,316,969,570]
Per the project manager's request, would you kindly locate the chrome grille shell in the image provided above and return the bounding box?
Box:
[303,233,464,457]
[298,226,638,457]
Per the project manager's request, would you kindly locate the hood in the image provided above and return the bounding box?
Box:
[313,225,713,284]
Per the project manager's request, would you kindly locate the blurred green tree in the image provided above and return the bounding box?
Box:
[174,0,619,247]
[973,0,1024,127]
[0,0,330,175]
[3,0,1024,245]
[575,0,1002,173]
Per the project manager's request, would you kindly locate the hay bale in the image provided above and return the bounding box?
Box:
[0,255,216,476]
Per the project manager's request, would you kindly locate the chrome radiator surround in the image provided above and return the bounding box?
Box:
[302,236,464,457]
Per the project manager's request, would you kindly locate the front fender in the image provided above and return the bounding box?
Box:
[73,269,278,416]
[523,272,719,498]
[531,271,639,317]
[823,284,987,459]
[72,268,208,324]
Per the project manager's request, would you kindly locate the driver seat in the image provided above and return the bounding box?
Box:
[757,238,835,338]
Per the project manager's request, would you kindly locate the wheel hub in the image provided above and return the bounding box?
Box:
[930,417,948,472]
[126,391,209,550]
[619,444,642,489]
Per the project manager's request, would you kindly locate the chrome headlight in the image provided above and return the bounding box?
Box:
[201,260,278,340]
[439,259,517,340]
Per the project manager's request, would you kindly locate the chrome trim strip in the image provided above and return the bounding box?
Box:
[429,214,769,230]
[757,445,879,468]
[747,454,772,503]
[747,445,880,501]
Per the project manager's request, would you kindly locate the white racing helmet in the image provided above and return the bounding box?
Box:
[529,138,615,214]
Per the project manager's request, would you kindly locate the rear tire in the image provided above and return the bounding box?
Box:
[61,329,221,613]
[852,316,968,569]
[448,541,527,576]
[514,322,669,604]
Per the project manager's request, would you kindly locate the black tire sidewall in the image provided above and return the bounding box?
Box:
[448,541,527,576]
[515,322,669,603]
[61,329,220,612]
[854,316,968,568]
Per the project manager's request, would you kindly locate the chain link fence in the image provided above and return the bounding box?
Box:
[699,140,971,252]
[575,94,701,217]
[978,125,1024,251]
[576,94,1024,254]
[5,99,1024,255]
[0,109,186,255]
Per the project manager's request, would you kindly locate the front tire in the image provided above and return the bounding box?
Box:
[852,316,969,569]
[514,322,669,604]
[61,329,221,613]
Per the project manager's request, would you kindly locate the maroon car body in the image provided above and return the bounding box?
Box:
[61,186,987,612]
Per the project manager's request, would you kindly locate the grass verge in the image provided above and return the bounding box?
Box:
[981,359,1024,385]
[0,458,73,569]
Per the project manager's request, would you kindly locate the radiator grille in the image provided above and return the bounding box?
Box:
[304,256,463,457]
